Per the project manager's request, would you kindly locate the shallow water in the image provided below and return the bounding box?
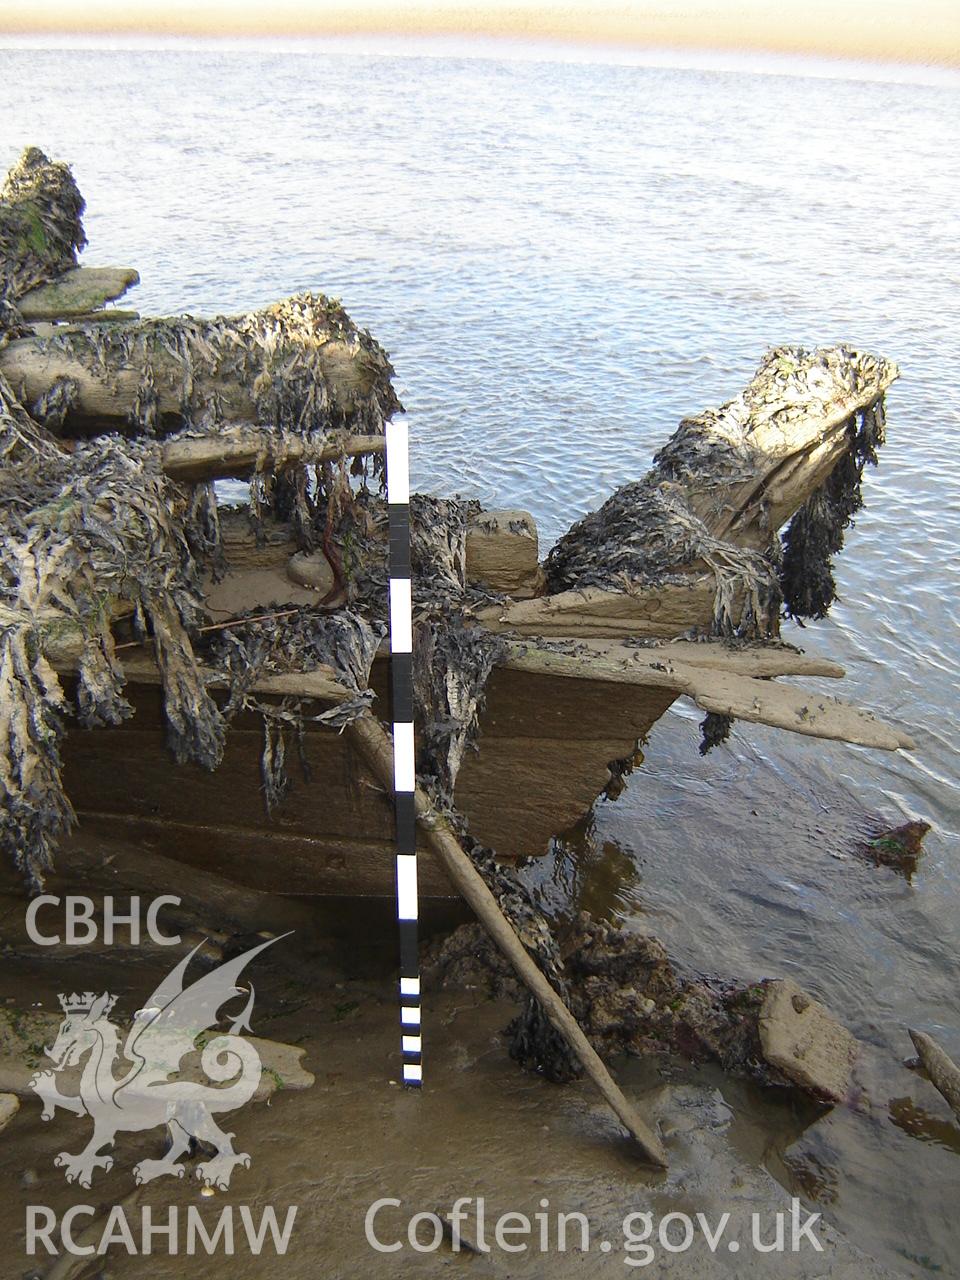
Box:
[2,38,959,1276]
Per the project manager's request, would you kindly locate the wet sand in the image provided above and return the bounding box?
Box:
[0,898,907,1279]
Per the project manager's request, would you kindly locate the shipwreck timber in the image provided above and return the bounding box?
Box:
[0,149,913,893]
[0,148,925,1161]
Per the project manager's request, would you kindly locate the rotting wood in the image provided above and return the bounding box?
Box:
[511,637,847,679]
[17,265,140,320]
[501,641,914,751]
[0,295,399,437]
[464,508,542,598]
[343,708,669,1166]
[691,366,899,548]
[909,1029,960,1123]
[105,652,352,703]
[161,428,386,483]
[475,579,723,639]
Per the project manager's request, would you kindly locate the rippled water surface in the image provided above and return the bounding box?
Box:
[3,40,959,1275]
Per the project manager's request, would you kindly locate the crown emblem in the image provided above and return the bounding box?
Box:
[58,992,117,1017]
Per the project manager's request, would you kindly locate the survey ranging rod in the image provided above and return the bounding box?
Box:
[385,420,422,1087]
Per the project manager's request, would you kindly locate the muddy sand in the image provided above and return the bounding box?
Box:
[0,888,904,1280]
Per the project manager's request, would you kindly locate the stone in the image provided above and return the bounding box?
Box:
[758,978,858,1102]
[0,1007,60,1096]
[287,549,336,594]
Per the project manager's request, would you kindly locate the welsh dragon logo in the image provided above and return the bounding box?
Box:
[29,935,285,1190]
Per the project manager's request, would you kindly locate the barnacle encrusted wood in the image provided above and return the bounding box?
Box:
[0,147,86,330]
[0,293,401,439]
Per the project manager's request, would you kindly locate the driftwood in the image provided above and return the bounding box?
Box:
[343,707,669,1167]
[909,1029,960,1123]
[501,641,914,752]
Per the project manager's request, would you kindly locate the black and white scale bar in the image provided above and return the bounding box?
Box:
[386,419,422,1088]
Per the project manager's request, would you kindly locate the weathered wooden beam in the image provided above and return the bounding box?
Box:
[665,350,900,547]
[17,265,139,320]
[108,652,353,704]
[512,637,846,680]
[476,580,721,639]
[501,641,914,752]
[0,294,400,437]
[161,428,385,483]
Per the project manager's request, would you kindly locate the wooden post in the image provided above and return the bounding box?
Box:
[343,710,669,1167]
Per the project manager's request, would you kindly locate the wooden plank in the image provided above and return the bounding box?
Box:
[457,667,676,854]
[70,812,456,898]
[475,578,721,638]
[502,644,915,752]
[161,429,385,483]
[17,266,139,320]
[506,637,846,680]
[63,723,394,841]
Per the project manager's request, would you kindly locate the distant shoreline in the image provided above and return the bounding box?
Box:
[0,32,958,89]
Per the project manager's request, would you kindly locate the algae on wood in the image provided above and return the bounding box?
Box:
[17,265,140,320]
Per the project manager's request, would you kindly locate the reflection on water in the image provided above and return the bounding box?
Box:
[888,1097,960,1156]
[2,38,959,1276]
[526,810,643,925]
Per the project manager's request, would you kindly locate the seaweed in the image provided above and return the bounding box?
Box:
[0,372,217,887]
[779,399,886,620]
[699,711,733,755]
[0,148,86,332]
[545,345,894,641]
[546,478,781,638]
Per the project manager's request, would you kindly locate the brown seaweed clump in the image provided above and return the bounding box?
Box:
[545,477,782,639]
[780,398,886,620]
[0,373,217,888]
[427,912,818,1092]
